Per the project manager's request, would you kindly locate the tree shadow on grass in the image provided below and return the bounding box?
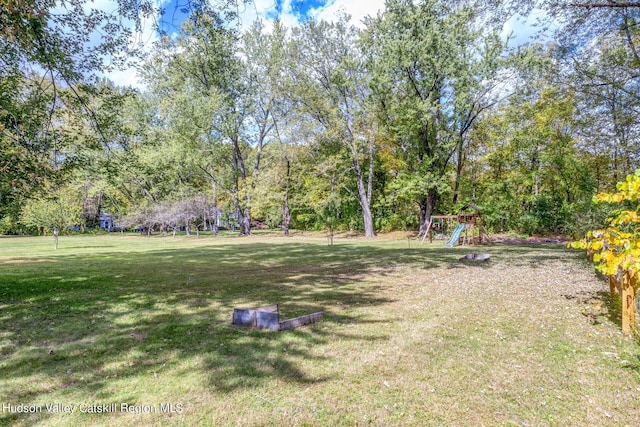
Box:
[0,240,463,425]
[0,239,582,424]
[398,242,576,271]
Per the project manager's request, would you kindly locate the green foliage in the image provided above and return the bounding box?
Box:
[20,187,82,235]
[289,16,377,236]
[0,214,18,235]
[519,194,563,236]
[291,211,318,231]
[364,0,509,230]
[464,60,599,236]
[2,1,640,239]
[0,73,58,218]
[374,213,418,233]
[571,170,640,281]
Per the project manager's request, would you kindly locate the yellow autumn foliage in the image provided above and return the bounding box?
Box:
[571,170,640,287]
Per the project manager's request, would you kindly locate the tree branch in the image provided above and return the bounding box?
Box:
[569,2,640,8]
[623,13,640,63]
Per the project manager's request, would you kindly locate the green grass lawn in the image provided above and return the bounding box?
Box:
[1,233,639,426]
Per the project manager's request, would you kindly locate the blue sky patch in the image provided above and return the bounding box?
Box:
[158,0,190,34]
[158,0,331,33]
[290,0,329,18]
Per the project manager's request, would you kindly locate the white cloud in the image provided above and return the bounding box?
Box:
[103,66,145,89]
[308,0,386,28]
[501,8,550,48]
[104,1,540,89]
[236,0,386,32]
[236,0,300,32]
[275,0,304,29]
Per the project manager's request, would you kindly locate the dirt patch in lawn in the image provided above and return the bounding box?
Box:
[490,234,571,245]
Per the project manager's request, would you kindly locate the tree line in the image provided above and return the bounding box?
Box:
[2,0,639,239]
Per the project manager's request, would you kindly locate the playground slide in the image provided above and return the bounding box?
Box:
[445,223,466,247]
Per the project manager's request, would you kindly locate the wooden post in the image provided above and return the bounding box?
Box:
[279,312,324,331]
[609,275,621,296]
[621,272,637,335]
[421,217,433,245]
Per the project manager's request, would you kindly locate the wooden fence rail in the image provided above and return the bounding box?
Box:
[605,270,637,334]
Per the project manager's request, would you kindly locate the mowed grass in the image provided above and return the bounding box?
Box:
[0,233,639,426]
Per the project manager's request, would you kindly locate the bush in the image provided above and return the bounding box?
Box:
[375,213,418,232]
[0,214,18,235]
[292,212,318,231]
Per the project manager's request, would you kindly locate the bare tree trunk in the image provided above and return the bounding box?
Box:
[366,133,375,237]
[352,155,375,238]
[452,136,464,205]
[233,178,244,234]
[235,206,243,233]
[418,190,439,236]
[357,179,375,238]
[96,189,103,229]
[201,195,209,232]
[283,157,291,236]
[210,171,219,236]
[242,184,252,235]
[233,135,251,235]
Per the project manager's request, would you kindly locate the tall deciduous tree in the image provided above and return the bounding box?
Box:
[289,16,377,237]
[570,28,640,187]
[142,14,289,236]
[364,0,509,234]
[239,20,289,235]
[511,1,640,188]
[141,12,243,231]
[0,72,59,232]
[1,1,247,232]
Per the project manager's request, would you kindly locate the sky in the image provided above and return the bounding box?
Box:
[107,0,389,88]
[156,0,387,32]
[105,0,539,89]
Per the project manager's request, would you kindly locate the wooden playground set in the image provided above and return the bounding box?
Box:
[420,204,490,246]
